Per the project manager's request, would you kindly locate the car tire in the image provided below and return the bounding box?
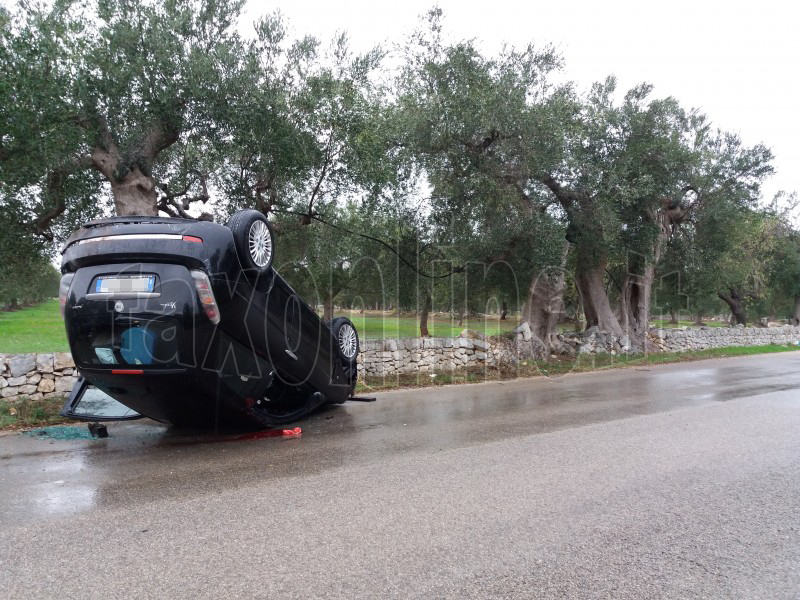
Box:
[227,210,275,280]
[329,317,359,392]
[329,317,360,364]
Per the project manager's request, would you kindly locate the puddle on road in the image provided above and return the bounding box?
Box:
[20,423,304,445]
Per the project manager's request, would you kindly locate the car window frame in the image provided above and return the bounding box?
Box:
[60,376,143,422]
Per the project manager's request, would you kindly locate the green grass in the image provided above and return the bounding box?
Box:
[0,300,69,354]
[0,299,775,355]
[0,394,69,429]
[342,311,518,339]
[0,301,518,353]
[649,319,728,329]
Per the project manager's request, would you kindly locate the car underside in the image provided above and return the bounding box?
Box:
[59,212,360,429]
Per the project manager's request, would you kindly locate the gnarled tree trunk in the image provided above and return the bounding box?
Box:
[323,291,335,322]
[519,242,569,356]
[619,208,673,342]
[419,294,431,337]
[111,167,159,215]
[575,246,624,336]
[619,258,655,339]
[538,175,623,338]
[718,289,747,325]
[790,295,800,326]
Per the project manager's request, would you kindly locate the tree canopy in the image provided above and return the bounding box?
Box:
[1,2,797,345]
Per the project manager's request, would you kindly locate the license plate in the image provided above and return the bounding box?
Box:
[95,275,155,294]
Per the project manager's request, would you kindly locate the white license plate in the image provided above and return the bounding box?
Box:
[95,275,155,294]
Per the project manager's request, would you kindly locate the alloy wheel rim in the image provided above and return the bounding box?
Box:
[338,323,357,359]
[248,220,272,267]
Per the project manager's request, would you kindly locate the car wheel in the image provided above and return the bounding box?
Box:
[329,317,359,364]
[227,210,275,279]
[329,317,359,392]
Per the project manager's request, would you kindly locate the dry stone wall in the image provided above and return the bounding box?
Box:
[2,325,799,400]
[0,353,77,402]
[649,324,800,353]
[357,335,503,377]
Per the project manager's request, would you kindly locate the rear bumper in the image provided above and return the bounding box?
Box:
[79,365,267,426]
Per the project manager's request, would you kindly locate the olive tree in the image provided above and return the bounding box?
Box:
[0,0,251,235]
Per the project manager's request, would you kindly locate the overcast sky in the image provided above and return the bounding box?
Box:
[243,0,799,203]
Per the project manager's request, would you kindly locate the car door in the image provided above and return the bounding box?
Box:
[60,377,143,421]
[283,293,333,389]
[284,293,303,362]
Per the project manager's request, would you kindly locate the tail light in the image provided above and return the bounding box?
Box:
[59,273,75,318]
[190,270,220,325]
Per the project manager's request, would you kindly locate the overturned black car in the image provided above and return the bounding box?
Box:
[58,210,360,428]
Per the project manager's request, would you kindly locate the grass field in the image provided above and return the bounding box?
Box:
[0,300,69,353]
[0,301,519,353]
[650,319,727,328]
[343,311,518,339]
[0,300,762,354]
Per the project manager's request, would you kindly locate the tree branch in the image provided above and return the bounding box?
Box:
[156,169,210,218]
[33,155,93,237]
[273,209,466,279]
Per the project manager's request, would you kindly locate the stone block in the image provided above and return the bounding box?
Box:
[37,378,56,393]
[18,385,37,395]
[8,354,36,378]
[27,373,42,385]
[7,376,26,387]
[53,352,75,370]
[36,353,54,373]
[55,376,78,393]
[1,387,19,398]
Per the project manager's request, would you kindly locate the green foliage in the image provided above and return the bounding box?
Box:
[0,223,60,310]
[0,3,796,333]
[393,12,569,318]
[0,0,251,232]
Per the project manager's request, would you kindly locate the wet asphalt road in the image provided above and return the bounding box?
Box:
[1,353,800,599]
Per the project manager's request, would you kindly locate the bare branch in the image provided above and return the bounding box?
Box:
[307,133,335,218]
[156,169,210,218]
